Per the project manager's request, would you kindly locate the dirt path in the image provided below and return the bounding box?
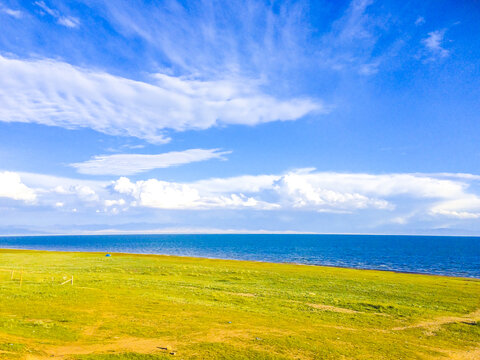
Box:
[306,303,358,314]
[445,348,480,360]
[392,309,480,331]
[24,337,176,360]
[6,309,480,359]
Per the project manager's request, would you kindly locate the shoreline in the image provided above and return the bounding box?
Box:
[1,246,478,280]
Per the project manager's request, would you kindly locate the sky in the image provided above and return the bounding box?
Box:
[1,0,480,235]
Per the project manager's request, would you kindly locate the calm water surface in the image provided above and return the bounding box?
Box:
[0,234,479,278]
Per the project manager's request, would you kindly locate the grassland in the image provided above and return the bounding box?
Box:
[0,249,479,360]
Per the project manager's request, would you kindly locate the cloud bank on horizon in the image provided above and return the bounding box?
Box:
[3,169,480,235]
[0,0,479,235]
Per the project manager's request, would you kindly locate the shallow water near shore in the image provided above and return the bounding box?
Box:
[1,234,479,278]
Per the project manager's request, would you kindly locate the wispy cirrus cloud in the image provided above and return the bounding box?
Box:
[422,29,449,59]
[0,55,323,143]
[319,0,384,75]
[415,16,425,26]
[0,0,411,148]
[0,5,22,18]
[84,0,392,84]
[86,0,308,77]
[34,1,80,28]
[70,148,231,175]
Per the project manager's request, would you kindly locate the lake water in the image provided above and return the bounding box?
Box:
[1,234,479,278]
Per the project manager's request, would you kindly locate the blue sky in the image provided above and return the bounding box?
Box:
[1,0,480,235]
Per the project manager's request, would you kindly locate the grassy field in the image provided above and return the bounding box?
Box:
[0,249,479,359]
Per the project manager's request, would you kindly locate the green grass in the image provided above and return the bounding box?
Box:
[0,249,479,359]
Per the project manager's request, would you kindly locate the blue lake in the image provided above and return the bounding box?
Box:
[1,234,479,278]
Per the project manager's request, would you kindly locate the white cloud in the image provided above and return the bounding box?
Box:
[48,182,99,202]
[358,62,379,75]
[0,57,324,142]
[72,185,98,202]
[91,0,307,77]
[334,0,375,42]
[18,172,108,191]
[34,1,80,28]
[57,16,80,28]
[113,177,137,195]
[5,169,480,227]
[0,55,323,143]
[431,209,480,219]
[422,29,449,59]
[110,169,476,213]
[104,198,125,207]
[70,148,230,175]
[119,179,201,209]
[321,0,383,75]
[122,144,145,150]
[415,16,425,26]
[34,1,56,16]
[113,177,277,210]
[0,172,37,202]
[430,196,480,219]
[15,172,107,209]
[1,7,22,18]
[53,186,69,194]
[190,174,280,194]
[278,171,467,200]
[278,171,391,211]
[190,170,468,213]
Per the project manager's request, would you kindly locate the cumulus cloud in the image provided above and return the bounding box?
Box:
[0,172,37,202]
[422,29,449,59]
[189,169,471,213]
[278,171,391,211]
[12,172,107,210]
[34,1,80,28]
[70,148,230,175]
[51,183,98,201]
[277,171,467,200]
[0,55,323,143]
[113,177,278,210]
[194,174,280,194]
[72,185,99,202]
[430,197,480,219]
[6,169,480,226]
[110,169,479,215]
[104,198,125,207]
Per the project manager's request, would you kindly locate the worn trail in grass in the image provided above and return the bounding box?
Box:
[0,249,479,359]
